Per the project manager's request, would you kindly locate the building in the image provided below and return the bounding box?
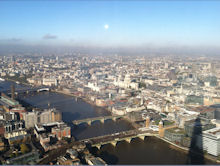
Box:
[201,127,220,156]
[0,93,20,108]
[95,98,107,107]
[34,124,46,138]
[204,97,220,106]
[164,127,185,144]
[85,156,107,165]
[42,77,58,86]
[40,110,52,124]
[145,116,150,128]
[184,119,216,137]
[67,149,78,159]
[27,77,42,86]
[5,129,29,144]
[57,156,80,165]
[190,106,216,120]
[51,110,62,122]
[5,150,39,165]
[39,133,57,151]
[4,120,25,133]
[34,122,71,151]
[10,107,26,120]
[23,108,61,128]
[0,137,4,151]
[3,112,19,121]
[51,123,71,140]
[158,121,164,137]
[0,124,5,136]
[23,111,38,128]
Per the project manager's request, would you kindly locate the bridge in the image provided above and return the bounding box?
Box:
[2,86,50,96]
[37,88,50,92]
[72,115,124,126]
[80,129,158,149]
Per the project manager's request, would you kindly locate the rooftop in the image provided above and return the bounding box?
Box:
[166,127,185,134]
[203,127,220,139]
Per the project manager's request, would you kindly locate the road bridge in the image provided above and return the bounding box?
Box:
[4,86,50,96]
[72,115,124,126]
[37,88,50,92]
[80,129,158,149]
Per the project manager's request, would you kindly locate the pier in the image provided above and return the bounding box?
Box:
[72,115,124,126]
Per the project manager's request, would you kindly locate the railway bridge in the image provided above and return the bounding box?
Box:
[80,129,158,149]
[4,87,50,96]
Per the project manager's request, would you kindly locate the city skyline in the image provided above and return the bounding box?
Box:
[2,1,220,165]
[0,1,220,48]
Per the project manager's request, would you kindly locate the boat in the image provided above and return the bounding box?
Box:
[0,78,5,81]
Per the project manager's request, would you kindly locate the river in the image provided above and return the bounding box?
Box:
[20,91,134,140]
[0,81,216,164]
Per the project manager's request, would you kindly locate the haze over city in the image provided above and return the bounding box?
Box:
[0,1,220,55]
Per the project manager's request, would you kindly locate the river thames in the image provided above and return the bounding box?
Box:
[0,80,217,164]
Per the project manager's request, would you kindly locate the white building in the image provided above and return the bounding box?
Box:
[23,109,56,128]
[201,127,220,156]
[42,77,58,86]
[114,74,138,90]
[22,111,38,128]
[87,82,101,92]
[40,110,52,124]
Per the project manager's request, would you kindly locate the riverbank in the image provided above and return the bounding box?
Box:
[14,85,218,163]
[8,83,219,164]
[4,78,31,87]
[155,135,219,164]
[52,89,139,129]
[52,90,97,107]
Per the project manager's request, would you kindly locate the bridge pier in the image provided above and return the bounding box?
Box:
[110,141,117,147]
[101,119,105,124]
[139,135,145,141]
[87,121,92,126]
[112,117,117,122]
[125,138,132,143]
[95,144,102,150]
[74,123,79,126]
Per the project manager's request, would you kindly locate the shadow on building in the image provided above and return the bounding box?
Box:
[186,117,205,164]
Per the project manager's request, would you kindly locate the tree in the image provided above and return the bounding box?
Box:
[20,143,29,154]
[139,82,146,88]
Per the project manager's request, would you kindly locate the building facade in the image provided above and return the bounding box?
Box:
[201,127,220,156]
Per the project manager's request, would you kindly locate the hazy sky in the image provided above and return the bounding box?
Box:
[0,1,220,48]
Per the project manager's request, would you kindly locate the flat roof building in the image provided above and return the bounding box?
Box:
[202,127,220,156]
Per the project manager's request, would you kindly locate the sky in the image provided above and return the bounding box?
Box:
[0,1,220,48]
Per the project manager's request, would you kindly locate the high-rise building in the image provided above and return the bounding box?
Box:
[23,111,38,128]
[23,108,61,128]
[52,110,62,122]
[145,116,150,128]
[11,84,15,100]
[159,121,164,137]
[40,110,52,124]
